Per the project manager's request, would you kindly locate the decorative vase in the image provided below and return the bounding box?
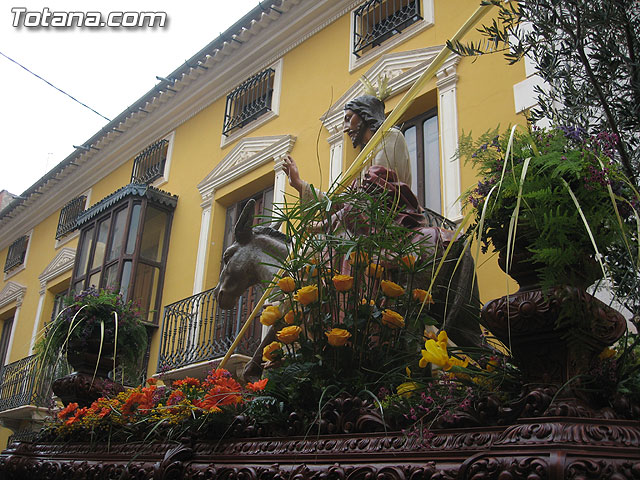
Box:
[52,324,125,407]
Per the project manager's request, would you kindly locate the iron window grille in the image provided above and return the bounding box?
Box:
[3,236,28,273]
[223,68,275,136]
[353,0,422,57]
[131,139,169,184]
[55,195,87,240]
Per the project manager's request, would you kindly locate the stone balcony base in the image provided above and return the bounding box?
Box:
[0,416,639,479]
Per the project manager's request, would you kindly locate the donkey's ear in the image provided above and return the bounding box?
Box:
[235,199,256,244]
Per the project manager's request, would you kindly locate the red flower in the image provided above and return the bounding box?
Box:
[58,402,78,420]
[146,378,158,386]
[246,378,268,392]
[173,377,201,388]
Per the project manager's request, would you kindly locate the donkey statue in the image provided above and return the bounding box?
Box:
[214,199,482,381]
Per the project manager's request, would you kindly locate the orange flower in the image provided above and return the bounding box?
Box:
[349,251,369,266]
[173,377,201,388]
[284,310,295,324]
[332,274,354,292]
[277,276,296,293]
[146,378,158,386]
[598,347,617,360]
[262,341,283,361]
[381,280,405,297]
[277,325,302,344]
[246,378,269,392]
[260,305,282,326]
[401,255,417,269]
[58,402,79,420]
[381,309,405,329]
[325,328,352,347]
[366,263,384,279]
[294,285,318,305]
[361,298,376,306]
[413,289,434,305]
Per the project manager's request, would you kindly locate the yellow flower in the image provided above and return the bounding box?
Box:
[325,328,352,347]
[401,255,416,269]
[277,276,296,293]
[396,381,419,398]
[366,263,384,279]
[448,355,470,369]
[361,298,375,306]
[332,274,354,292]
[294,285,318,305]
[284,310,295,325]
[381,309,404,329]
[436,330,449,347]
[277,325,302,344]
[260,305,281,326]
[598,347,617,360]
[419,338,449,369]
[349,251,369,266]
[381,280,405,297]
[413,289,434,305]
[262,341,283,361]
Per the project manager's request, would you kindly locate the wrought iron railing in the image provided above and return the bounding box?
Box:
[131,138,169,184]
[353,0,422,57]
[55,195,87,239]
[0,355,57,412]
[157,287,263,373]
[222,68,275,136]
[424,207,457,231]
[3,235,28,273]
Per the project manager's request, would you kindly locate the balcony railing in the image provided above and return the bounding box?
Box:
[3,235,28,273]
[0,355,59,413]
[55,195,87,239]
[158,287,263,373]
[130,139,169,184]
[222,68,275,136]
[353,0,422,57]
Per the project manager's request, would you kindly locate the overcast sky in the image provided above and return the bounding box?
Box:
[0,0,258,195]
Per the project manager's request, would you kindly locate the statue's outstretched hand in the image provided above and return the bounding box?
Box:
[283,155,303,194]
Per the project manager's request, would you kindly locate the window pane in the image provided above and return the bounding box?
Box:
[73,281,84,294]
[120,261,132,300]
[107,207,129,262]
[139,207,168,262]
[76,227,94,277]
[132,263,160,323]
[91,218,111,270]
[88,272,100,288]
[126,204,142,255]
[404,126,418,196]
[423,115,441,213]
[103,263,119,291]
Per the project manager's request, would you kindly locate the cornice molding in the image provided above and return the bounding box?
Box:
[38,247,76,294]
[0,281,26,309]
[198,135,296,202]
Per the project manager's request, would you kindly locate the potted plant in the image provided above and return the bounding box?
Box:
[35,287,148,405]
[461,125,633,390]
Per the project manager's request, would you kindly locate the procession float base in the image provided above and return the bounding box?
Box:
[1,415,639,479]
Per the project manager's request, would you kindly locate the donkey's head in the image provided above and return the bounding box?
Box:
[213,199,288,310]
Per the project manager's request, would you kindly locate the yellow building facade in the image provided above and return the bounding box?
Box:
[0,0,530,446]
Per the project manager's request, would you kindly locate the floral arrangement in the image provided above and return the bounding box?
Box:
[462,126,637,290]
[43,368,267,441]
[35,287,148,379]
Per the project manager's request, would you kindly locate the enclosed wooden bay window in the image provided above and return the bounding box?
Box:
[71,184,177,325]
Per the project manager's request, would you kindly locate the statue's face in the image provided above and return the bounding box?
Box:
[343,109,367,148]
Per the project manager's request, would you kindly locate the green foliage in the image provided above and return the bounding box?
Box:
[462,126,637,292]
[34,287,148,380]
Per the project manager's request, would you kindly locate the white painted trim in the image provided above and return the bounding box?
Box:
[198,135,297,201]
[3,229,33,282]
[220,58,284,149]
[151,131,176,189]
[28,293,46,355]
[4,304,20,365]
[38,247,76,293]
[436,56,462,221]
[193,205,212,295]
[0,282,26,310]
[349,0,435,72]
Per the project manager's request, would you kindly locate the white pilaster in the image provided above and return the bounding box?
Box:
[28,293,46,355]
[193,197,213,295]
[436,56,462,222]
